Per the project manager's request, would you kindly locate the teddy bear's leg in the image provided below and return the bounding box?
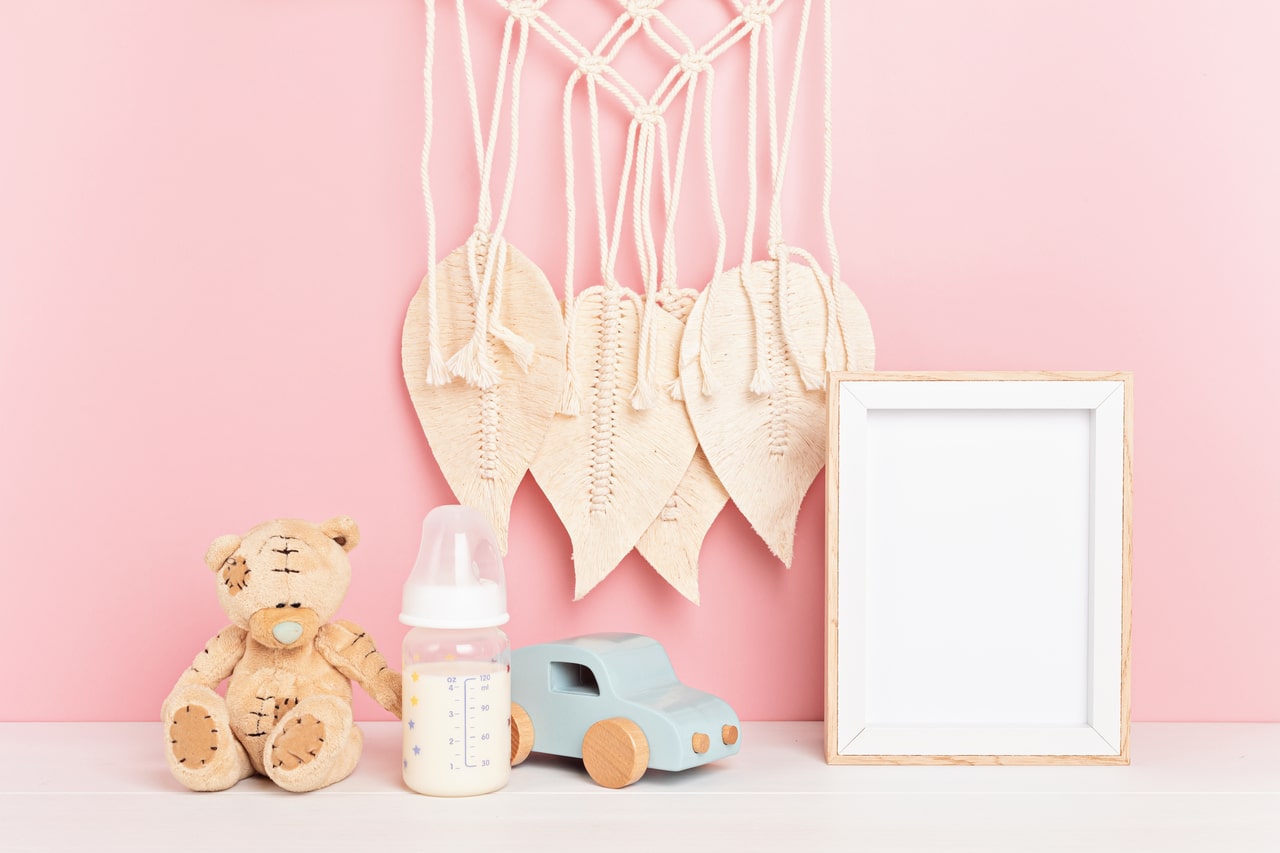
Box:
[162,685,254,792]
[263,694,362,792]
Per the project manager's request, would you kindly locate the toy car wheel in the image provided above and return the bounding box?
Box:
[582,717,649,789]
[510,702,534,767]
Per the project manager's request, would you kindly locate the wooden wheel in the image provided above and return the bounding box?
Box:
[510,702,535,767]
[582,717,649,789]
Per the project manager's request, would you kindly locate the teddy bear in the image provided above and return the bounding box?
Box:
[162,516,402,792]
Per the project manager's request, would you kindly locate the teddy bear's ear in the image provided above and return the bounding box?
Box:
[204,534,242,573]
[320,516,360,553]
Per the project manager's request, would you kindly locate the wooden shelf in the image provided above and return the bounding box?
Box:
[2,722,1277,851]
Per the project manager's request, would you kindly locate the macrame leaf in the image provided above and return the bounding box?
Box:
[680,259,874,566]
[402,239,565,553]
[633,288,730,604]
[531,286,698,600]
[634,447,729,604]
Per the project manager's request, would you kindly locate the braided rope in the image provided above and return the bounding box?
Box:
[501,0,787,409]
[443,1,540,389]
[420,0,448,386]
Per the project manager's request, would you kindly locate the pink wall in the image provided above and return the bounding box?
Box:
[2,1,1277,723]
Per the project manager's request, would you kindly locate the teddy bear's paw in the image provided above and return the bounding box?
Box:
[264,695,359,792]
[270,713,325,772]
[170,704,221,769]
[163,693,253,791]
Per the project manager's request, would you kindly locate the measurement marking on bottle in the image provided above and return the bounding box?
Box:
[459,673,495,769]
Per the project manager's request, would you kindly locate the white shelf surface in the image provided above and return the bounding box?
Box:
[2,722,1277,851]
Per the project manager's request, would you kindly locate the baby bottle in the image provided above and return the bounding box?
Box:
[400,505,511,796]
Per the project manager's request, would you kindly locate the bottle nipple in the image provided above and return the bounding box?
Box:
[400,505,509,629]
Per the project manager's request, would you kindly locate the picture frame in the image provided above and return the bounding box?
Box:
[824,371,1133,765]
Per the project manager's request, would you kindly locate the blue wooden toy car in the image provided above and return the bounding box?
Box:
[509,633,741,788]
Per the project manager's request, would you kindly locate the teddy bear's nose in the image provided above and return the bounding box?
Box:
[272,621,303,645]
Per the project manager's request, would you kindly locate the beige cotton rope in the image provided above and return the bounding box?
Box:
[528,0,795,599]
[504,0,782,414]
[531,48,698,599]
[679,0,876,566]
[403,0,566,552]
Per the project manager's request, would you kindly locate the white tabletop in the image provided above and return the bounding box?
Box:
[2,722,1277,851]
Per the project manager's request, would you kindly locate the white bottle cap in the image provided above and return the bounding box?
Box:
[400,505,509,629]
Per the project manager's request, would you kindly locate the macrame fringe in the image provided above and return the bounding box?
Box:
[667,375,684,401]
[749,365,777,396]
[630,379,657,411]
[797,361,824,391]
[424,342,451,386]
[447,336,500,389]
[558,368,581,415]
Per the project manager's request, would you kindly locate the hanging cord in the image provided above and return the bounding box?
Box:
[821,0,851,370]
[559,67,584,415]
[446,1,537,389]
[628,108,663,410]
[620,6,717,409]
[503,0,645,110]
[763,0,832,391]
[420,0,449,386]
[692,3,785,396]
[636,51,707,405]
[658,56,707,402]
[517,0,786,402]
[632,9,711,402]
[772,0,849,385]
[484,9,537,372]
[557,8,649,415]
[740,7,778,397]
[692,63,727,396]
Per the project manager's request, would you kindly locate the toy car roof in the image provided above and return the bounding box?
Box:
[515,633,680,694]
[533,633,659,655]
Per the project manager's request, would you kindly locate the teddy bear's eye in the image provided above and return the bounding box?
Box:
[291,602,302,608]
[275,603,286,608]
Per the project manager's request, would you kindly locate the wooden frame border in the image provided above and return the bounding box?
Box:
[824,371,1133,766]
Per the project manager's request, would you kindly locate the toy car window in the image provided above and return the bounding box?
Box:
[548,662,600,696]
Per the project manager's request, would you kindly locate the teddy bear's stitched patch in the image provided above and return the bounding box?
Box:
[220,556,250,596]
[273,696,296,725]
[170,704,220,767]
[271,713,325,771]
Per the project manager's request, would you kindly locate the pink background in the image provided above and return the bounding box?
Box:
[2,1,1277,723]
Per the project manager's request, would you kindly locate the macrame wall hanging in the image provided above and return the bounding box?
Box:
[402,0,874,602]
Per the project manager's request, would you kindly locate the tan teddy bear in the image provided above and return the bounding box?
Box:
[162,516,401,792]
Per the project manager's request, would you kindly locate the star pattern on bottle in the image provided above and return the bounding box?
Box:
[413,744,421,756]
[411,671,420,682]
[408,719,416,730]
[410,695,419,707]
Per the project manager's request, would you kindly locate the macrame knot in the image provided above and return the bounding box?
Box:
[633,104,661,126]
[622,0,662,21]
[741,2,771,28]
[504,0,544,23]
[655,289,695,320]
[767,238,787,260]
[679,52,710,75]
[577,54,608,78]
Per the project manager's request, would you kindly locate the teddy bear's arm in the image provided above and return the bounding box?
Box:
[316,620,402,719]
[171,625,248,691]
